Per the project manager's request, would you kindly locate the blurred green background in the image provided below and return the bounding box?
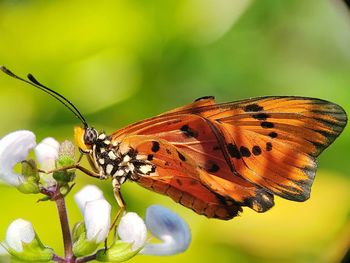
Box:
[0,0,350,262]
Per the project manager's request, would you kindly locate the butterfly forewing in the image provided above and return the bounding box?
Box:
[112,96,347,218]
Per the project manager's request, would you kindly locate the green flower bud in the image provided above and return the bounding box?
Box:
[57,140,75,167]
[53,140,76,185]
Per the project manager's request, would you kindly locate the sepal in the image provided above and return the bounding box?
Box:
[72,222,99,257]
[95,240,142,262]
[17,160,40,194]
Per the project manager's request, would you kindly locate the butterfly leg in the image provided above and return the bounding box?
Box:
[104,187,126,250]
[41,163,102,179]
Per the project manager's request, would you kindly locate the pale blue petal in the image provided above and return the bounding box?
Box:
[141,205,191,255]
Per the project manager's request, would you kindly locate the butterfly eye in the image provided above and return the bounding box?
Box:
[84,128,98,145]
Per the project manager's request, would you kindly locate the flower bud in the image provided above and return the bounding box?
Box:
[96,212,147,262]
[73,186,111,257]
[3,219,53,262]
[34,137,59,187]
[57,140,75,167]
[54,140,76,184]
[117,212,147,251]
[74,185,104,214]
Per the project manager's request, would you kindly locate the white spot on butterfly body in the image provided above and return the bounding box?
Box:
[106,164,114,174]
[104,140,111,145]
[99,158,105,165]
[108,151,117,160]
[123,155,131,163]
[98,134,106,140]
[115,170,125,177]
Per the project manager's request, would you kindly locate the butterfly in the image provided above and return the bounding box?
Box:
[1,67,348,220]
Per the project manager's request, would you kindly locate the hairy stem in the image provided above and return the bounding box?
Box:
[56,196,75,262]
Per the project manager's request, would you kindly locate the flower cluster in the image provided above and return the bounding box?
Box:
[0,131,191,262]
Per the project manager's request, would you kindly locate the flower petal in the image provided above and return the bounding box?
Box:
[0,131,36,186]
[141,205,191,255]
[74,185,104,214]
[34,137,59,170]
[5,219,35,252]
[84,199,111,244]
[117,212,147,251]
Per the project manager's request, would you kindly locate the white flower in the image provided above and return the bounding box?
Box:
[84,199,111,243]
[0,130,60,189]
[74,185,104,214]
[2,218,53,261]
[0,131,36,186]
[117,205,191,255]
[74,185,111,243]
[5,219,35,253]
[117,212,147,251]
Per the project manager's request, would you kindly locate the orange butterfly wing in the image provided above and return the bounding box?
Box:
[117,135,243,219]
[112,96,347,218]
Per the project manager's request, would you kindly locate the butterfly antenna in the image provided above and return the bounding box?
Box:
[0,66,88,128]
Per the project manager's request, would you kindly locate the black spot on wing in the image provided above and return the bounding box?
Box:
[177,150,186,161]
[180,124,198,138]
[151,141,160,152]
[252,113,269,120]
[266,142,272,151]
[244,104,263,112]
[207,162,220,173]
[227,143,241,159]
[240,146,251,157]
[268,132,278,138]
[147,154,154,161]
[252,145,262,156]
[261,122,274,128]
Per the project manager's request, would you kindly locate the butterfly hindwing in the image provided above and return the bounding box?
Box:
[118,135,243,219]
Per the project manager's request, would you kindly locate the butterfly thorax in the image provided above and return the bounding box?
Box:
[92,132,156,189]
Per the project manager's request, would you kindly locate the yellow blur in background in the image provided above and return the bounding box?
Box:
[0,1,350,262]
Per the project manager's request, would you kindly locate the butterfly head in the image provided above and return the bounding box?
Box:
[74,126,98,153]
